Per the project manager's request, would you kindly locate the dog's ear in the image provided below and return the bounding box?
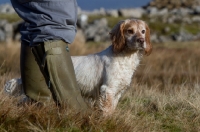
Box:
[144,23,152,56]
[110,21,126,53]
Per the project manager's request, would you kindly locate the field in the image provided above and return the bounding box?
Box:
[0,38,200,132]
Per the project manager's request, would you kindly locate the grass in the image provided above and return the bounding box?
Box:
[148,22,200,35]
[1,39,200,131]
[145,15,200,35]
[0,13,21,23]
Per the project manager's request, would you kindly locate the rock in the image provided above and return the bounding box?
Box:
[150,34,159,43]
[171,34,182,42]
[94,18,108,26]
[151,34,172,43]
[172,29,194,42]
[146,8,168,16]
[147,8,168,17]
[170,8,193,16]
[163,27,171,33]
[0,4,15,14]
[106,9,119,17]
[146,0,200,10]
[80,8,106,16]
[99,8,106,15]
[159,35,172,42]
[193,33,200,40]
[118,8,145,18]
[84,18,110,42]
[77,14,88,28]
[183,17,192,24]
[0,29,6,41]
[147,7,158,16]
[168,15,183,23]
[12,21,23,40]
[193,6,200,14]
[192,16,200,23]
[90,8,106,16]
[84,26,96,41]
[167,15,176,23]
[179,8,193,15]
[0,20,13,41]
[0,20,7,27]
[158,8,168,16]
[4,23,13,39]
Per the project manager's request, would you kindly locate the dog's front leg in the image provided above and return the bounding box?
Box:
[99,85,120,116]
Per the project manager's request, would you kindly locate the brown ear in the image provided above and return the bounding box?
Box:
[144,23,152,56]
[109,21,126,53]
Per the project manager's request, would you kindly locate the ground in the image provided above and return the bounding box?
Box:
[0,40,200,132]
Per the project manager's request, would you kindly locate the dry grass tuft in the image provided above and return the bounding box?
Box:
[1,40,200,131]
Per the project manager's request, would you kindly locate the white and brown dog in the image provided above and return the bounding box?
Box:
[5,19,152,115]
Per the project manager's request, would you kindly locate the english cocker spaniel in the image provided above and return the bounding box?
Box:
[72,19,152,115]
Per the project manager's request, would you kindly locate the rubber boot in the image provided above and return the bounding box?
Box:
[20,43,52,103]
[44,40,89,111]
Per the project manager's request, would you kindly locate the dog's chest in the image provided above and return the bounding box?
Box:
[104,53,140,86]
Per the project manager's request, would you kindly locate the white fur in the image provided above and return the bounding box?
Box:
[71,19,152,115]
[72,46,141,114]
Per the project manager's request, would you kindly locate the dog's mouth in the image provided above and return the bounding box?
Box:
[132,45,145,50]
[125,40,146,52]
[135,41,146,50]
[136,46,145,50]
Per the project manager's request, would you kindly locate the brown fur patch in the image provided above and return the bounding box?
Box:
[110,21,126,53]
[144,23,152,56]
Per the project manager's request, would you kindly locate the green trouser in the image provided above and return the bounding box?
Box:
[20,40,88,111]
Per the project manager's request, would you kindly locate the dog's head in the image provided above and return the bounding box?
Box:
[110,19,152,55]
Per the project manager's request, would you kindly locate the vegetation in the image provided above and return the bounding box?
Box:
[0,13,21,23]
[146,18,200,35]
[0,40,200,131]
[88,14,200,36]
[1,12,200,35]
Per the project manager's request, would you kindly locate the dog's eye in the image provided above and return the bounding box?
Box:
[142,30,145,34]
[127,29,134,34]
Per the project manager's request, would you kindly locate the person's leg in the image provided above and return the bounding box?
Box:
[11,0,89,112]
[20,43,52,103]
[44,40,89,111]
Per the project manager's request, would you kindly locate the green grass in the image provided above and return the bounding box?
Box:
[0,13,21,23]
[184,24,200,35]
[148,21,200,35]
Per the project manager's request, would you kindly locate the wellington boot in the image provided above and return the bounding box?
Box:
[20,44,52,103]
[44,40,89,112]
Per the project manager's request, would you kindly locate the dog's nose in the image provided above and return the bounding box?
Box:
[137,38,144,44]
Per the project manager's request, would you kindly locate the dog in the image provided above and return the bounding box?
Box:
[5,19,152,115]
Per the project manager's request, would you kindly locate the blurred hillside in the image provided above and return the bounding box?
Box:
[0,0,200,43]
[147,0,200,9]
